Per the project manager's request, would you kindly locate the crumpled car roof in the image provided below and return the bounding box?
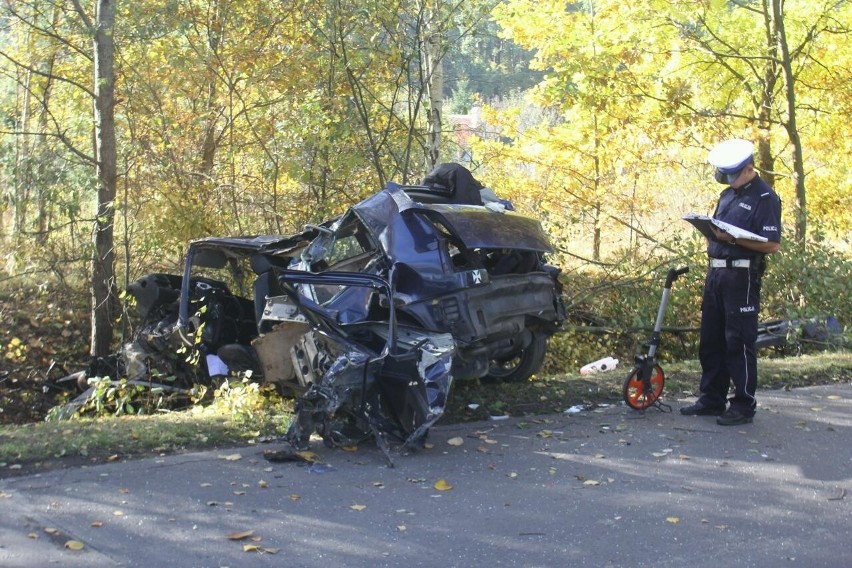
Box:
[187,184,553,272]
[353,183,553,255]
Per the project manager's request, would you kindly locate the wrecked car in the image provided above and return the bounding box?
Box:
[67,174,567,459]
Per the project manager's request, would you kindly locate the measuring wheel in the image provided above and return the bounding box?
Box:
[622,364,665,410]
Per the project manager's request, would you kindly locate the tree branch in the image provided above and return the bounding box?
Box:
[68,0,94,32]
[0,49,95,98]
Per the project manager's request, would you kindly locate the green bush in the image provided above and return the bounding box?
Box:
[542,230,850,375]
[764,233,851,325]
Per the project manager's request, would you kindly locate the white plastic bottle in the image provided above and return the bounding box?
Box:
[580,356,620,376]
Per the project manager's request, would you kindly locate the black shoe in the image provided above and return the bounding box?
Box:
[716,409,754,426]
[680,402,725,416]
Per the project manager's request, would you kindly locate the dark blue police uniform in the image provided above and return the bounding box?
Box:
[697,176,782,416]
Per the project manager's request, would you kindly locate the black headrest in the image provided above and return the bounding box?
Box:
[421,163,484,206]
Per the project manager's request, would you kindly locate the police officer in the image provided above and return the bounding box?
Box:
[680,139,782,425]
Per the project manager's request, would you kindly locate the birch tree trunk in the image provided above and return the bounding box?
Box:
[424,3,444,172]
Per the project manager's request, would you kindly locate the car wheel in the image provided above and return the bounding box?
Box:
[484,331,547,383]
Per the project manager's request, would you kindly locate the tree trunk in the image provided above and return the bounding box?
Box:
[424,4,444,171]
[35,4,62,242]
[90,0,119,358]
[772,0,807,242]
[757,0,780,186]
[13,67,32,238]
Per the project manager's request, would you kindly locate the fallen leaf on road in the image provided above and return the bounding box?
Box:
[447,437,464,446]
[226,530,255,540]
[434,479,453,491]
[583,480,600,486]
[243,544,279,553]
[666,517,680,524]
[64,540,85,551]
[350,504,367,511]
[827,488,846,501]
[219,453,242,461]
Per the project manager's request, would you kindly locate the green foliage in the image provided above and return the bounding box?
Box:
[47,376,174,420]
[448,78,477,114]
[541,229,850,375]
[762,231,852,328]
[195,375,285,425]
[443,7,542,100]
[84,377,144,417]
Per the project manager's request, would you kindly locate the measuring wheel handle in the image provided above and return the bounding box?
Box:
[622,266,688,412]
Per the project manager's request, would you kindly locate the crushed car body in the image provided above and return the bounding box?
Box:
[66,169,568,461]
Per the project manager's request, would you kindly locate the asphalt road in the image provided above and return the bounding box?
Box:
[1,384,850,568]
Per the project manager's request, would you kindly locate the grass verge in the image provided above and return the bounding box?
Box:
[2,351,850,478]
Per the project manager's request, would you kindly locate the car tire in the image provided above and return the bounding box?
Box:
[483,331,547,383]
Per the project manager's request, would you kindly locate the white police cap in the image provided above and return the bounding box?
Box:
[707,139,754,173]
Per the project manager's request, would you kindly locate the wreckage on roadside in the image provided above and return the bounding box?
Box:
[65,171,568,461]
